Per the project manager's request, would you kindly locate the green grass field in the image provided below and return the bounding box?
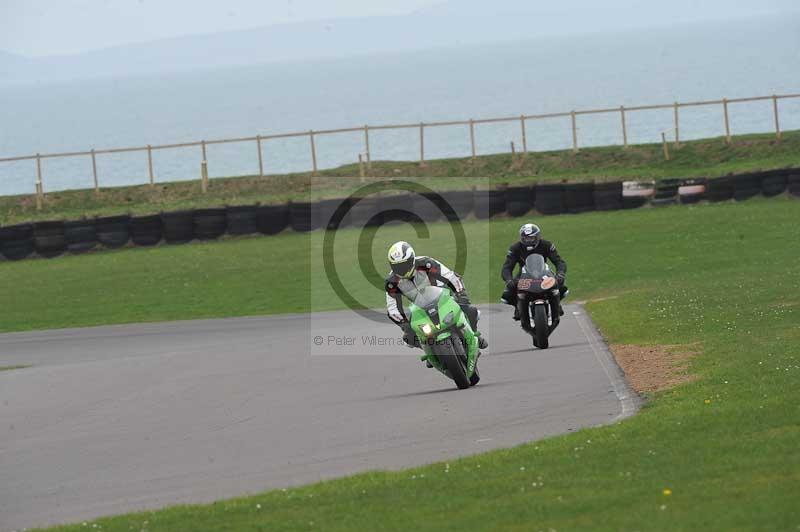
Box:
[3,129,799,225]
[26,197,800,531]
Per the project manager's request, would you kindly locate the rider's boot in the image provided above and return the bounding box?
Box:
[477,335,488,350]
[513,306,521,321]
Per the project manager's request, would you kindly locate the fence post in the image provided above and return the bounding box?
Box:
[419,122,426,167]
[256,135,264,177]
[571,111,579,152]
[364,125,372,170]
[358,153,365,181]
[620,106,628,148]
[147,144,154,186]
[772,95,782,142]
[723,98,731,144]
[35,153,44,210]
[469,119,476,161]
[90,149,99,195]
[200,140,208,193]
[674,102,681,148]
[309,130,318,176]
[661,132,670,161]
[520,115,528,155]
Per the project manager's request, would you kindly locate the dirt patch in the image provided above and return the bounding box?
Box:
[610,343,700,394]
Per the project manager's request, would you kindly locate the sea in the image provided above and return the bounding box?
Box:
[1,14,799,195]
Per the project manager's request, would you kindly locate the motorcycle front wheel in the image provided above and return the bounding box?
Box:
[435,337,471,390]
[533,303,550,349]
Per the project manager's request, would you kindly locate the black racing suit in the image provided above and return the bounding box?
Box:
[385,256,480,347]
[501,239,568,307]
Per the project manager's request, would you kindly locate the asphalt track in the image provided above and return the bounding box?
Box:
[0,304,637,531]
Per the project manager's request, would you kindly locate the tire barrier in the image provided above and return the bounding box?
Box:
[33,221,67,258]
[678,178,707,204]
[564,182,595,213]
[0,223,34,261]
[652,179,681,207]
[439,190,474,221]
[193,208,228,240]
[473,189,508,219]
[130,215,163,246]
[412,192,445,223]
[161,211,194,244]
[64,219,98,254]
[761,170,787,197]
[318,198,351,230]
[256,204,289,235]
[348,196,384,227]
[288,202,321,233]
[225,205,258,236]
[505,186,534,217]
[95,215,130,248]
[593,181,623,211]
[5,167,797,262]
[535,184,565,215]
[789,173,800,198]
[622,181,653,209]
[733,173,762,202]
[706,176,734,202]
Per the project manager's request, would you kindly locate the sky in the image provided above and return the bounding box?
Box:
[1,0,796,58]
[0,0,440,56]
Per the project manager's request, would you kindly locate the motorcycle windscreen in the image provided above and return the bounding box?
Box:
[522,254,548,278]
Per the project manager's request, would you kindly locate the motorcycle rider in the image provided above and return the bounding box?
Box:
[385,241,489,352]
[501,223,568,320]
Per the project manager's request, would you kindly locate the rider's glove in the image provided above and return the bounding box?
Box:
[556,273,566,285]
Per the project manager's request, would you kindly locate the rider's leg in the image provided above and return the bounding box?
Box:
[455,291,488,349]
[501,278,520,320]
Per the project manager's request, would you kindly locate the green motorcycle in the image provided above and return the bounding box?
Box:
[408,281,481,390]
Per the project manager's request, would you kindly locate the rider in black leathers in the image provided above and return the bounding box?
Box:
[501,223,568,319]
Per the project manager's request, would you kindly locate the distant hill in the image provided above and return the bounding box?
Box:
[1,3,797,87]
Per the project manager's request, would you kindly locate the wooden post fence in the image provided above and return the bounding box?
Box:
[469,119,476,161]
[620,106,628,148]
[571,111,578,152]
[90,149,99,195]
[256,135,264,177]
[419,123,426,167]
[200,140,208,193]
[661,132,670,161]
[309,130,318,176]
[723,98,731,144]
[364,126,372,170]
[147,144,154,186]
[358,153,365,181]
[35,153,43,210]
[1,91,800,194]
[520,115,528,154]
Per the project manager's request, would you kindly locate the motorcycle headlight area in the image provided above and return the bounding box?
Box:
[421,324,434,336]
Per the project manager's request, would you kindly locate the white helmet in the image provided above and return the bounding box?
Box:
[388,241,415,278]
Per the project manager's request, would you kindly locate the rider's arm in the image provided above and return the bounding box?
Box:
[425,258,465,294]
[385,281,407,323]
[501,244,520,282]
[547,242,567,276]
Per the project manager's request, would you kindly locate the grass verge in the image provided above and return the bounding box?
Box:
[3,129,799,225]
[0,364,31,372]
[29,198,800,531]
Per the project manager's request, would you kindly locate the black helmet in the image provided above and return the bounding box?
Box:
[519,223,541,247]
[388,241,416,278]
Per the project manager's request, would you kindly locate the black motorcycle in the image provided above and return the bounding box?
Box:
[516,254,561,349]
